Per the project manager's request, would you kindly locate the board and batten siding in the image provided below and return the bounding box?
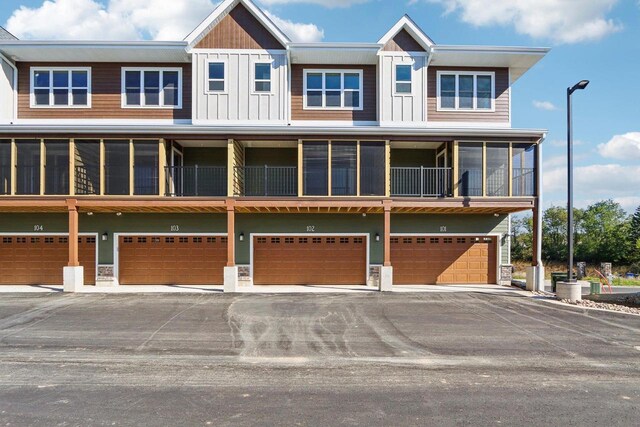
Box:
[291,64,377,122]
[380,53,427,124]
[16,62,192,120]
[427,67,510,124]
[193,51,287,123]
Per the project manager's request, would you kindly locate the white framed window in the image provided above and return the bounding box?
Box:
[253,62,272,94]
[394,64,412,95]
[437,71,495,111]
[303,69,363,110]
[121,68,182,109]
[30,67,91,108]
[207,61,226,93]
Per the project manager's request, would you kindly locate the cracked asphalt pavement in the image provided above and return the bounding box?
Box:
[0,292,639,426]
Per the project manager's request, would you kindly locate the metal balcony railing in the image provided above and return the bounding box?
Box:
[165,166,227,197]
[391,167,452,197]
[512,167,536,196]
[235,166,297,197]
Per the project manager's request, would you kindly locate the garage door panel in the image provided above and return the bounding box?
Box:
[253,235,366,285]
[118,235,226,285]
[391,236,497,285]
[0,235,96,285]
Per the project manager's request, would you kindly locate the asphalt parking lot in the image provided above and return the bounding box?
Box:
[0,292,639,426]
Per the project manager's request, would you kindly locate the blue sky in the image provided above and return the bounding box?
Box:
[2,0,639,212]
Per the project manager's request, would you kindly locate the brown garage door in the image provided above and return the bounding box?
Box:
[253,235,367,285]
[118,235,227,285]
[0,235,96,285]
[391,236,497,285]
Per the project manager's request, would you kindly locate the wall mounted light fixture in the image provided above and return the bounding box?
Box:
[116,212,122,217]
[239,232,244,242]
[101,233,108,241]
[375,233,380,242]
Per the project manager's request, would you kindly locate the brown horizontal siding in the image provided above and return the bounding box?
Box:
[194,3,284,50]
[17,62,191,120]
[291,64,377,122]
[383,29,425,52]
[427,67,509,123]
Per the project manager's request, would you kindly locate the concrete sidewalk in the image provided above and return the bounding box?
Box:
[0,283,528,295]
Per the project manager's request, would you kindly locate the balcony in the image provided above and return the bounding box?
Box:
[513,167,535,197]
[391,167,452,197]
[165,166,227,197]
[235,166,297,197]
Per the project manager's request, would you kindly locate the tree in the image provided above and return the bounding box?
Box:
[575,200,631,264]
[629,205,640,262]
[541,206,570,262]
[511,214,533,261]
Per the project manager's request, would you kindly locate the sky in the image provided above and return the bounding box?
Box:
[1,0,639,212]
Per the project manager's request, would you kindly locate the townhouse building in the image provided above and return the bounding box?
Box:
[0,0,547,291]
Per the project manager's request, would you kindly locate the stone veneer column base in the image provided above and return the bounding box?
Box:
[63,266,84,293]
[556,281,582,303]
[380,266,393,292]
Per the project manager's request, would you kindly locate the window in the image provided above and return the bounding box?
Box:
[122,68,182,108]
[486,143,509,197]
[437,72,494,111]
[304,70,362,110]
[395,64,412,94]
[458,143,483,197]
[512,143,536,196]
[254,63,271,93]
[0,140,10,195]
[31,68,90,108]
[360,142,386,196]
[207,62,225,92]
[303,142,329,196]
[331,142,357,196]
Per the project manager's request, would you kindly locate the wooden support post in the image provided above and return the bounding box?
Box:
[227,139,235,197]
[129,140,134,196]
[99,139,105,196]
[508,143,513,197]
[226,201,235,267]
[385,140,391,197]
[383,201,391,267]
[452,141,459,197]
[10,139,16,195]
[327,140,332,197]
[69,139,75,196]
[356,141,361,197]
[67,200,79,267]
[40,139,45,196]
[482,142,487,197]
[297,139,303,197]
[158,139,166,197]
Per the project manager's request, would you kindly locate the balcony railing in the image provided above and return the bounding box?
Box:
[391,167,452,197]
[165,166,227,197]
[235,166,297,197]
[513,167,535,196]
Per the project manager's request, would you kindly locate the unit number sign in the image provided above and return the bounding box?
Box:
[306,226,316,232]
[170,225,180,232]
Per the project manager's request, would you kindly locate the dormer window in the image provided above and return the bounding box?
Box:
[31,67,91,108]
[437,71,494,111]
[303,70,363,110]
[395,64,412,94]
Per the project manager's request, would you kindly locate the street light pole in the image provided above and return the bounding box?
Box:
[566,80,589,283]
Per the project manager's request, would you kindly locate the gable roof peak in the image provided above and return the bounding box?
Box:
[0,26,18,40]
[184,0,290,49]
[378,15,435,52]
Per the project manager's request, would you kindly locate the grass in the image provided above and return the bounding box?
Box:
[584,276,640,287]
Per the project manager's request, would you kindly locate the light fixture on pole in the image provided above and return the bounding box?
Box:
[566,80,589,282]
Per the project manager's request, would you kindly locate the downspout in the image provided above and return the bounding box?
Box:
[0,52,18,123]
[535,135,545,291]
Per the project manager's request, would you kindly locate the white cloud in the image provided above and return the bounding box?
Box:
[6,0,323,42]
[423,0,622,44]
[264,11,324,42]
[259,0,369,7]
[533,100,558,111]
[543,164,640,207]
[597,132,640,160]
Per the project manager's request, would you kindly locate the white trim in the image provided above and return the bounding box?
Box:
[290,120,378,127]
[249,232,370,284]
[436,70,495,112]
[193,48,286,55]
[113,232,227,282]
[29,67,92,109]
[377,15,435,52]
[121,67,183,109]
[390,232,502,285]
[507,214,512,265]
[0,232,99,284]
[392,62,414,97]
[205,59,228,95]
[303,69,364,111]
[15,118,192,125]
[251,59,274,96]
[184,0,290,48]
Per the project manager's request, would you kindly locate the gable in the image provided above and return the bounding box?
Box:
[383,29,426,53]
[194,3,285,50]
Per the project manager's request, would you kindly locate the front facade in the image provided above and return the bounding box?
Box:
[0,0,547,290]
